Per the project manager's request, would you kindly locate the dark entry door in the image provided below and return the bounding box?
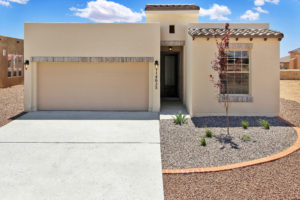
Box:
[161,53,178,98]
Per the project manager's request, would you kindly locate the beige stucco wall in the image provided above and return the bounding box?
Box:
[146,11,199,41]
[146,11,199,105]
[24,23,160,111]
[186,37,280,116]
[38,62,149,110]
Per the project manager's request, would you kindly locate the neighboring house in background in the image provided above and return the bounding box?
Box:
[280,48,300,80]
[24,4,284,116]
[280,55,290,69]
[280,48,300,69]
[0,35,24,88]
[289,48,300,69]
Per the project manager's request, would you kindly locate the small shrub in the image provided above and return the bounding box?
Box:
[173,111,187,125]
[201,137,207,146]
[204,126,213,138]
[241,120,249,129]
[258,119,270,129]
[242,135,251,141]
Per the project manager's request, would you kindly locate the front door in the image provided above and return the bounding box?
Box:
[161,53,178,98]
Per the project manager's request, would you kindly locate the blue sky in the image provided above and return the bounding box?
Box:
[0,0,299,56]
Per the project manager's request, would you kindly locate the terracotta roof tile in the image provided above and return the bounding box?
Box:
[280,56,290,63]
[145,4,200,11]
[188,27,284,39]
[289,48,300,53]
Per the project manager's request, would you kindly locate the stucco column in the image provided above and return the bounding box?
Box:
[24,61,37,111]
[149,61,160,112]
[31,62,38,111]
[24,61,32,111]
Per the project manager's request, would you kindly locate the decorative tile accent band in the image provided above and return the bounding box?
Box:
[229,43,253,49]
[31,56,154,63]
[161,40,185,46]
[219,95,253,102]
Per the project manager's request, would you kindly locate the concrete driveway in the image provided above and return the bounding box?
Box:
[0,111,164,200]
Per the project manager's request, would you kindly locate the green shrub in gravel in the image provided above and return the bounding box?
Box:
[241,120,249,129]
[242,135,251,141]
[201,137,207,146]
[258,119,270,129]
[204,125,213,138]
[173,111,187,125]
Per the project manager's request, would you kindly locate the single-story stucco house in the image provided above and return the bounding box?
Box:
[24,4,284,116]
[280,55,290,69]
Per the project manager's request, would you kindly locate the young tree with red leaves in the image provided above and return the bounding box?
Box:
[210,23,231,135]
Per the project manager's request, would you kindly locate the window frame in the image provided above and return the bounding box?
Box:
[221,49,251,95]
[7,54,24,78]
[169,25,175,34]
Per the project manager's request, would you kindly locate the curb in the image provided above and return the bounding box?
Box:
[162,117,300,174]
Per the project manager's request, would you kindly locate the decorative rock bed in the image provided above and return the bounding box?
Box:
[160,116,297,169]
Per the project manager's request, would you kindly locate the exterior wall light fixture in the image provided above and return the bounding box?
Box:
[24,60,30,70]
[155,60,159,69]
[154,60,159,89]
[169,46,173,51]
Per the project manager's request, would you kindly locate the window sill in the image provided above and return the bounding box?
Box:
[219,95,253,102]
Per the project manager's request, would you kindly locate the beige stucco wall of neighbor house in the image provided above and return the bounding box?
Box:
[186,36,280,116]
[289,52,300,69]
[24,23,160,111]
[0,36,24,88]
[280,69,300,80]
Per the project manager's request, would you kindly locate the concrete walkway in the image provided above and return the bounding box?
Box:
[160,101,190,119]
[0,111,164,200]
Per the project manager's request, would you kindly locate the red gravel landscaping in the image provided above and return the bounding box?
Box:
[163,98,300,200]
[0,85,24,127]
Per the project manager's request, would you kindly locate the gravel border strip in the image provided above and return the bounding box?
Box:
[162,116,300,174]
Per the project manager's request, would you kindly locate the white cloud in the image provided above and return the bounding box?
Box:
[254,6,269,13]
[240,10,260,20]
[199,3,231,21]
[70,0,144,23]
[0,0,10,6]
[254,0,265,6]
[254,0,279,6]
[9,0,28,4]
[0,0,28,6]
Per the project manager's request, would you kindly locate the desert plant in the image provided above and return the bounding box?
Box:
[173,111,187,125]
[204,126,213,138]
[241,120,249,129]
[258,119,270,129]
[242,135,251,141]
[209,23,231,135]
[201,137,207,146]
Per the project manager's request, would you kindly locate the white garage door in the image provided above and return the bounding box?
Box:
[38,62,149,110]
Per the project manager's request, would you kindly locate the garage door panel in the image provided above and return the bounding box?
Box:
[38,62,149,110]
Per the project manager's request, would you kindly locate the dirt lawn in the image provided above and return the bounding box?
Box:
[0,85,24,127]
[280,80,300,103]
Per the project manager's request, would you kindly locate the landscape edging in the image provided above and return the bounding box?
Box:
[162,116,300,174]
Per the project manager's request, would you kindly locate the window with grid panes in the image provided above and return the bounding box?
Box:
[221,50,250,94]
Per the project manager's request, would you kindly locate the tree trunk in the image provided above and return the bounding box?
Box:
[226,105,230,135]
